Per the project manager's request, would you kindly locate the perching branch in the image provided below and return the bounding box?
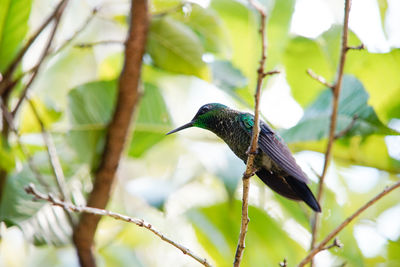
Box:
[309,1,352,264]
[299,180,400,267]
[233,1,279,266]
[25,184,212,267]
[72,0,149,266]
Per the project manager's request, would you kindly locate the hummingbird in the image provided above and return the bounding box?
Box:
[167,103,321,212]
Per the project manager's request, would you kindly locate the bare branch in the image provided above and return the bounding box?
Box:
[25,184,212,267]
[299,181,400,266]
[234,1,269,266]
[306,69,334,89]
[310,1,352,264]
[74,40,125,49]
[11,2,67,116]
[0,0,68,95]
[72,0,149,266]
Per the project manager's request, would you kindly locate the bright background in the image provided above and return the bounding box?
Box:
[0,0,399,266]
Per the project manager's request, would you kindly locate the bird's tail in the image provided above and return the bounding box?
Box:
[285,176,321,212]
[256,169,321,212]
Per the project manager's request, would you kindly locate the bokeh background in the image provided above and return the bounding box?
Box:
[0,0,399,266]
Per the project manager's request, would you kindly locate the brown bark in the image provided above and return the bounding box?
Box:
[72,0,149,266]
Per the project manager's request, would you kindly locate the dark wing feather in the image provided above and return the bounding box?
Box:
[257,121,309,184]
[256,169,300,200]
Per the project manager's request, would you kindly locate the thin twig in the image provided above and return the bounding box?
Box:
[322,238,343,251]
[233,1,274,266]
[334,115,358,140]
[299,180,400,266]
[74,40,125,48]
[27,100,69,201]
[310,1,352,264]
[11,1,68,116]
[263,70,280,78]
[25,184,212,267]
[0,99,50,189]
[0,0,68,96]
[306,69,334,89]
[53,7,99,54]
[27,98,75,226]
[346,43,365,51]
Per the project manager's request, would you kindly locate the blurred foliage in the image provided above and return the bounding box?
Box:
[0,0,32,71]
[0,0,399,267]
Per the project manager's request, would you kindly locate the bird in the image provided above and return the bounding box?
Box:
[167,103,321,212]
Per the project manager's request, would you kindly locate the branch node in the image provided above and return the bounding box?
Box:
[346,43,365,51]
[279,258,287,267]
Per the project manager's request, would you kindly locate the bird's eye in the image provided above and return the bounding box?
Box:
[199,105,210,115]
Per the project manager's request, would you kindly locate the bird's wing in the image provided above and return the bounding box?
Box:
[257,121,309,183]
[239,113,309,184]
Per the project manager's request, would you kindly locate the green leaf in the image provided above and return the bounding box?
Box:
[186,201,305,266]
[346,49,400,122]
[19,97,62,133]
[0,166,72,246]
[388,240,400,265]
[128,83,171,157]
[67,80,117,166]
[283,36,335,106]
[151,0,181,13]
[281,75,398,143]
[147,16,209,79]
[98,52,123,80]
[173,3,230,56]
[0,136,15,172]
[0,0,32,72]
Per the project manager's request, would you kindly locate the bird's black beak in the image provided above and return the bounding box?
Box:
[166,121,194,135]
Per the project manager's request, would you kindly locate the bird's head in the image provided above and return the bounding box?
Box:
[166,103,228,135]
